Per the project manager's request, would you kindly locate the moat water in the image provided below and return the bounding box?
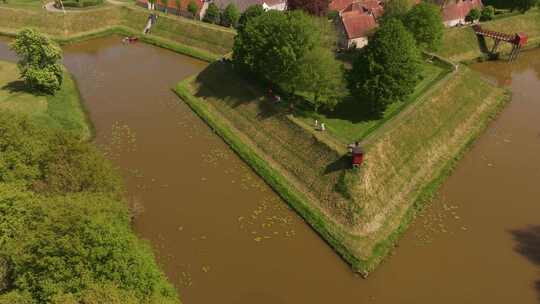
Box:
[1,36,539,303]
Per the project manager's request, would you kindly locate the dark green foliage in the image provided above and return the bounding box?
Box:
[481,5,496,21]
[221,3,240,27]
[381,0,414,21]
[61,0,104,8]
[0,186,178,303]
[203,3,220,24]
[349,19,421,115]
[233,10,320,91]
[293,47,346,111]
[466,8,481,22]
[187,0,198,17]
[404,2,444,51]
[10,29,63,94]
[0,112,121,195]
[237,4,265,31]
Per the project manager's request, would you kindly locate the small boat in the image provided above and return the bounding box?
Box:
[122,37,139,44]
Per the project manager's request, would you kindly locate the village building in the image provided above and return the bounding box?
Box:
[210,0,287,12]
[338,3,379,48]
[441,0,483,27]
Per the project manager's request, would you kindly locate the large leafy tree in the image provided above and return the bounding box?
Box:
[233,10,321,92]
[293,47,346,112]
[222,3,240,27]
[404,2,444,51]
[10,29,63,94]
[381,0,414,21]
[349,19,422,115]
[287,0,329,16]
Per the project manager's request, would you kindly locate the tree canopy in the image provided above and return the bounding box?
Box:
[381,0,415,21]
[10,29,63,94]
[465,7,481,22]
[287,0,329,16]
[404,2,444,51]
[203,3,220,24]
[238,4,265,31]
[222,3,240,27]
[349,19,422,115]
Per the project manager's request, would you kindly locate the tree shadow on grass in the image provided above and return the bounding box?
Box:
[510,225,540,302]
[324,154,350,175]
[476,34,490,55]
[1,80,32,95]
[296,95,382,124]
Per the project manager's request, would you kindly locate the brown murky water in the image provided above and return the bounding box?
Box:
[1,36,539,303]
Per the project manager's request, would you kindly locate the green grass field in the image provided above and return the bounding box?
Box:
[295,61,448,144]
[0,61,90,139]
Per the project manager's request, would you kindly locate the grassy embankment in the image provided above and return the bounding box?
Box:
[439,9,540,62]
[0,4,235,61]
[0,61,91,139]
[175,56,508,274]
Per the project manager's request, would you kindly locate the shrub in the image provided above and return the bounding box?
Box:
[0,189,178,303]
[480,5,496,21]
[222,3,240,27]
[466,8,481,22]
[187,0,198,18]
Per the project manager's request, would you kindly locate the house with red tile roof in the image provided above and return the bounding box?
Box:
[337,1,380,48]
[441,0,483,27]
[137,0,204,19]
[211,0,287,12]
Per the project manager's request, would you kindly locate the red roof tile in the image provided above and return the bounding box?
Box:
[342,10,378,39]
[442,0,483,21]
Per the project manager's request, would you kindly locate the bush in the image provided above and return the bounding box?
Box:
[0,188,178,303]
[187,0,198,18]
[9,29,63,94]
[0,112,121,195]
[481,5,496,21]
[466,8,481,22]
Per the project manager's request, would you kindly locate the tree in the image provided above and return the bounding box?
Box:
[293,47,346,112]
[381,0,414,21]
[466,8,481,22]
[287,0,329,16]
[203,3,220,24]
[513,0,539,12]
[174,0,181,15]
[480,5,496,21]
[349,19,422,115]
[162,0,169,13]
[404,2,444,51]
[237,4,265,31]
[187,0,198,18]
[233,10,321,94]
[9,29,63,94]
[222,3,240,27]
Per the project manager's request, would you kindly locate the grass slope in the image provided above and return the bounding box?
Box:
[177,62,508,274]
[439,9,540,62]
[0,60,91,139]
[0,5,235,58]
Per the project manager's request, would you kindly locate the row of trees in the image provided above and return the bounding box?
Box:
[204,3,240,27]
[349,1,444,115]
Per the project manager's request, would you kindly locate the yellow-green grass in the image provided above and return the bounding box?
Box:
[0,60,91,139]
[177,62,508,274]
[0,0,45,11]
[295,60,448,145]
[439,9,540,62]
[0,5,235,57]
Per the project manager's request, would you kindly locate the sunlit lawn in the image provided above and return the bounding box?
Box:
[295,61,448,144]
